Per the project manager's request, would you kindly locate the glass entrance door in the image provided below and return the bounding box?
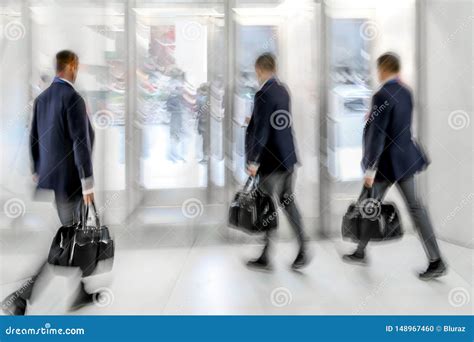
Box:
[320,0,417,236]
[230,0,320,236]
[133,2,225,191]
[127,1,227,231]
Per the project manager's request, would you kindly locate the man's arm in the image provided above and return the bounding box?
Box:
[66,93,94,202]
[246,92,273,175]
[362,92,391,186]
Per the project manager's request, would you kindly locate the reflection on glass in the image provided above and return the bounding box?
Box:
[327,19,372,181]
[135,6,225,189]
[0,2,30,195]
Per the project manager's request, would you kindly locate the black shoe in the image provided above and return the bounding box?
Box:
[1,293,27,316]
[342,251,367,265]
[291,250,310,270]
[246,255,272,271]
[419,259,447,280]
[70,285,94,311]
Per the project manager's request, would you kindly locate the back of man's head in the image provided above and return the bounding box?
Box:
[56,50,78,74]
[255,53,277,73]
[377,52,400,74]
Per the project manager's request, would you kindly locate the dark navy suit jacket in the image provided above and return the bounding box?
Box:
[362,79,428,182]
[245,77,298,175]
[30,78,94,200]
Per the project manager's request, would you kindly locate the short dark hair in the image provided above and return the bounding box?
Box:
[377,52,400,73]
[56,50,78,73]
[255,53,277,72]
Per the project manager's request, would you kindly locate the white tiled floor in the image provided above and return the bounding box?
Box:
[1,234,472,315]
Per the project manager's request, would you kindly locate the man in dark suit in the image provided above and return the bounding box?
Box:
[2,50,95,315]
[245,53,308,271]
[343,52,446,280]
[30,50,95,223]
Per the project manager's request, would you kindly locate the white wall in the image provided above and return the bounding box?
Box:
[421,0,473,247]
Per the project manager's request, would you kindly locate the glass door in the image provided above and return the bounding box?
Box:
[132,1,226,222]
[0,1,31,222]
[230,0,320,236]
[320,0,417,236]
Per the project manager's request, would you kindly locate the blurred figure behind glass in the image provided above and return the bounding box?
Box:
[196,82,210,164]
[342,52,447,280]
[167,68,185,162]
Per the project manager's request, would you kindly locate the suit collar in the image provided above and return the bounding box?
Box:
[53,76,75,89]
[381,75,399,87]
[258,76,277,92]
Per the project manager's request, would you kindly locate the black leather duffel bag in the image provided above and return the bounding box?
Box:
[342,186,403,242]
[229,177,278,234]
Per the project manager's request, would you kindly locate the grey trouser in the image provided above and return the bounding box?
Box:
[5,193,84,306]
[55,193,82,226]
[258,171,306,255]
[356,175,441,262]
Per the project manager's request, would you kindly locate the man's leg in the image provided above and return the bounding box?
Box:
[246,173,280,270]
[31,194,84,310]
[2,193,83,315]
[55,193,82,226]
[396,176,446,278]
[56,193,97,308]
[1,276,37,315]
[278,171,308,268]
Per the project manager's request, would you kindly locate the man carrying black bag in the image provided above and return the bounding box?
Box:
[342,52,447,280]
[2,50,96,315]
[245,53,309,271]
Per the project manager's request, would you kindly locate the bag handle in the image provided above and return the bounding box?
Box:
[357,185,375,203]
[69,201,100,266]
[243,176,253,190]
[81,200,101,230]
[243,175,260,192]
